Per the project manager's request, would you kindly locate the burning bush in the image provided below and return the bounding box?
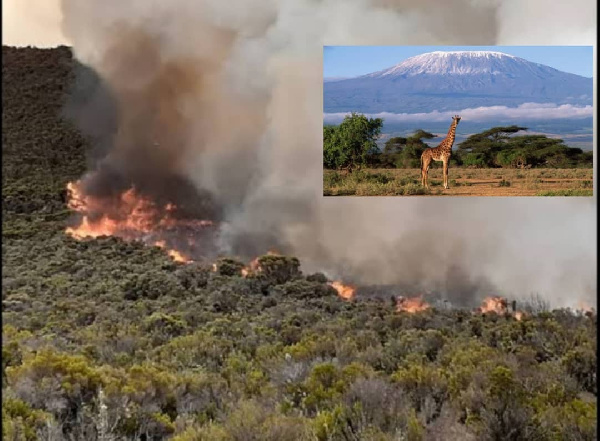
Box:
[328,281,356,300]
[396,296,431,314]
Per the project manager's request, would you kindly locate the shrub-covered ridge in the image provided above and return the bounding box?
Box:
[2,46,597,441]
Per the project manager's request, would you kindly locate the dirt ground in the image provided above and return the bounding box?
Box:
[323,168,594,196]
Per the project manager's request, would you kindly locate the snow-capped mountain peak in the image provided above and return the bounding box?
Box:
[323,50,592,114]
[364,51,545,78]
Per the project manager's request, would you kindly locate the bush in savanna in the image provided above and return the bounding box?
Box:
[174,262,211,290]
[272,279,338,300]
[476,366,533,440]
[562,345,597,394]
[537,399,597,440]
[251,255,302,285]
[392,363,448,421]
[323,113,383,172]
[143,313,188,341]
[461,153,487,168]
[212,257,246,277]
[2,398,53,441]
[6,349,103,428]
[323,171,344,188]
[401,183,429,195]
[122,271,183,300]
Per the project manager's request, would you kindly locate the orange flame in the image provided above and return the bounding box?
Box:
[328,281,356,300]
[477,296,525,320]
[154,240,190,263]
[396,296,430,313]
[478,296,508,314]
[240,252,279,278]
[65,180,212,263]
[239,258,258,278]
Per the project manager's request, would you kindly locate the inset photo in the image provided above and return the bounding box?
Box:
[323,46,593,196]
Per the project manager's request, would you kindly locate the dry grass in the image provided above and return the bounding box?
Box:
[323,168,594,197]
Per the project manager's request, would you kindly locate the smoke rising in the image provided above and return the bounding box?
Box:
[60,0,596,308]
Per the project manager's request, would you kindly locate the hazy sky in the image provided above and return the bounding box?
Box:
[2,0,68,47]
[324,46,594,78]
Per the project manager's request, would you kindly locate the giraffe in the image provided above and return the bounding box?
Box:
[420,115,461,189]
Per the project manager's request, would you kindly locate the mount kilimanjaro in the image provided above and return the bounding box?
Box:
[323,51,593,114]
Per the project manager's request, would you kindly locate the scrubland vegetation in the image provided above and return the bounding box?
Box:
[2,46,597,440]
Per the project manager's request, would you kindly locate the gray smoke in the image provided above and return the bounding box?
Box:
[60,0,596,308]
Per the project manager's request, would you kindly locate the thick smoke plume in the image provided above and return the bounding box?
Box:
[60,0,596,308]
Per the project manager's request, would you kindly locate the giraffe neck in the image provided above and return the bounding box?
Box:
[441,122,457,152]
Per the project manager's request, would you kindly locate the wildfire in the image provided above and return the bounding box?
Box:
[478,296,508,315]
[65,180,214,263]
[477,296,524,320]
[328,281,356,300]
[240,251,280,278]
[396,296,430,313]
[154,240,189,263]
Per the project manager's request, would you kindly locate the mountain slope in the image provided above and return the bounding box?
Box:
[323,51,593,113]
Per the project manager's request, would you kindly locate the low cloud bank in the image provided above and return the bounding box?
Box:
[324,103,593,124]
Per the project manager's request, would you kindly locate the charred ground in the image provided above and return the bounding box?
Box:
[2,47,597,441]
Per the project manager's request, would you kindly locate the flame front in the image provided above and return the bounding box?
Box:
[240,251,281,277]
[396,296,430,313]
[154,240,189,263]
[329,281,356,300]
[477,296,525,320]
[478,296,508,314]
[65,180,213,263]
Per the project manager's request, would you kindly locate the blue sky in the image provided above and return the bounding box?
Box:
[323,46,594,78]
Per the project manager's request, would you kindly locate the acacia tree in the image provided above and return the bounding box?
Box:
[323,113,383,172]
[455,126,527,167]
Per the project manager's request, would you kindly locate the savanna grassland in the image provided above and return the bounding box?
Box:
[323,168,594,196]
[323,114,593,197]
[2,46,597,441]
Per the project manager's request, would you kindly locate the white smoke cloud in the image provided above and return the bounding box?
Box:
[324,103,594,124]
[59,0,596,308]
[496,0,597,45]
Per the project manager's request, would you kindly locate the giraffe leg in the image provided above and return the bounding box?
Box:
[443,159,449,189]
[421,156,431,188]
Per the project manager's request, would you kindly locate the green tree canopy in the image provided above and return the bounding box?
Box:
[455,126,591,168]
[323,113,383,171]
[379,130,436,169]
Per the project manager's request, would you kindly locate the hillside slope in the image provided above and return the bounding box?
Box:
[2,47,597,441]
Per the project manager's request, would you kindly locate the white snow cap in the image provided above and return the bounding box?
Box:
[367,50,537,77]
